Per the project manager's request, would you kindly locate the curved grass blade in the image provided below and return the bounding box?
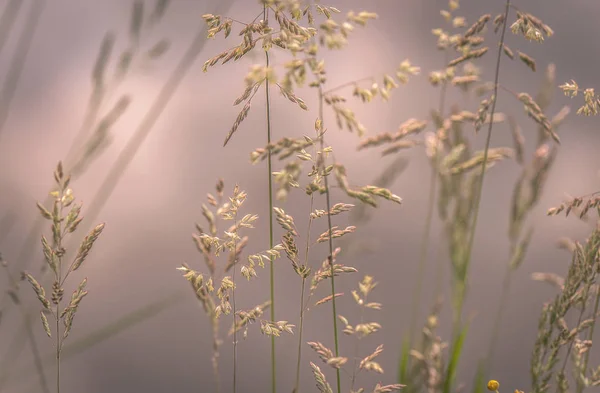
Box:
[443,323,469,393]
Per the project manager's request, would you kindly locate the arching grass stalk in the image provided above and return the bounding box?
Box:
[444,2,511,393]
[262,6,277,393]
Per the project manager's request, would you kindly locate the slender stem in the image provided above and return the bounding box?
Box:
[321,76,374,96]
[577,285,600,393]
[211,316,221,393]
[556,298,586,393]
[55,194,65,393]
[262,6,277,393]
[232,214,239,393]
[350,299,366,391]
[56,301,60,393]
[445,2,510,392]
[294,196,315,393]
[462,0,511,313]
[317,85,342,393]
[458,0,510,335]
[294,278,307,393]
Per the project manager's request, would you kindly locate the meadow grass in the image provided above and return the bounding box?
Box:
[1,1,600,393]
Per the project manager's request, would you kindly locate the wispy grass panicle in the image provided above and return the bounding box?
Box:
[543,191,600,393]
[0,4,179,379]
[178,182,290,392]
[25,162,105,393]
[530,225,600,393]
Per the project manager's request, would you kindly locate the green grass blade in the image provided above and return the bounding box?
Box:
[443,323,469,393]
[398,333,414,393]
[471,360,486,393]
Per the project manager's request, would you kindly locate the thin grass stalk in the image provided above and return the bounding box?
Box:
[294,278,307,393]
[262,7,277,393]
[212,301,222,393]
[212,191,223,393]
[444,2,511,393]
[460,0,511,322]
[55,201,65,393]
[0,0,45,141]
[556,300,587,393]
[0,3,234,386]
[56,300,60,393]
[317,85,342,393]
[232,213,238,393]
[577,285,600,393]
[294,195,314,393]
[303,5,341,389]
[350,296,366,391]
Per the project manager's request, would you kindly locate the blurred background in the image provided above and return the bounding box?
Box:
[0,0,599,392]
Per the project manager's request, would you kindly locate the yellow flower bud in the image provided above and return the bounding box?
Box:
[487,380,500,392]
